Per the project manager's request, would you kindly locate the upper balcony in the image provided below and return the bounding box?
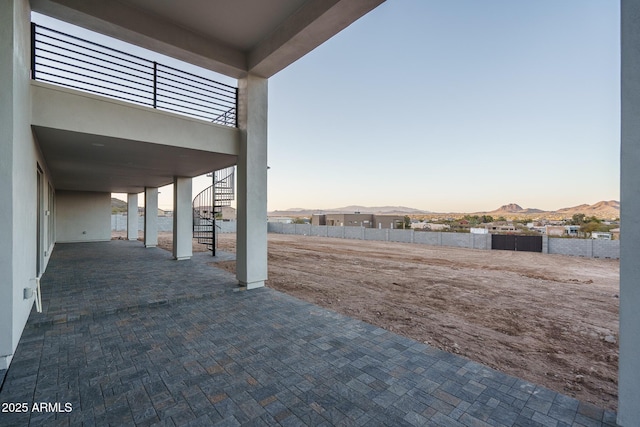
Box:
[31,23,238,127]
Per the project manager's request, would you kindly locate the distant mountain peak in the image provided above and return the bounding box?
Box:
[494,203,524,212]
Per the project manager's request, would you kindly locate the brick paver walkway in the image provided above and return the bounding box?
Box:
[0,241,618,426]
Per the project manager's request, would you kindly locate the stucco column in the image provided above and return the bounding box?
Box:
[620,1,640,424]
[127,193,138,240]
[172,177,192,260]
[144,187,158,247]
[236,75,268,289]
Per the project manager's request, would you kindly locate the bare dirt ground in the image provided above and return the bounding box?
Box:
[114,231,619,411]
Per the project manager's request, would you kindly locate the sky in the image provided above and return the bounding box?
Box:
[34,0,620,213]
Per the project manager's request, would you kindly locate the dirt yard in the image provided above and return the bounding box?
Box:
[118,231,620,411]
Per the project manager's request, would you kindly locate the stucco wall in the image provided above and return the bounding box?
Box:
[57,191,111,242]
[31,82,239,156]
[0,0,57,370]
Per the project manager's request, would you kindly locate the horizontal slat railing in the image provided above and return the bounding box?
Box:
[31,23,238,127]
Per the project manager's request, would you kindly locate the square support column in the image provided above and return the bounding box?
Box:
[172,177,192,260]
[144,187,158,248]
[236,75,268,289]
[127,193,138,240]
[619,1,640,424]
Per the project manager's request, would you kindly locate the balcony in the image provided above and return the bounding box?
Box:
[31,23,238,127]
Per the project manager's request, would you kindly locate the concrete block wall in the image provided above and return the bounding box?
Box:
[267,224,488,251]
[593,240,620,259]
[112,214,236,233]
[327,226,344,238]
[389,229,413,243]
[365,228,387,241]
[217,221,237,234]
[344,226,363,240]
[269,222,285,233]
[154,216,173,232]
[310,225,329,237]
[442,233,473,248]
[547,237,620,259]
[549,238,592,257]
[472,233,492,250]
[413,231,441,246]
[294,223,311,236]
[266,224,615,259]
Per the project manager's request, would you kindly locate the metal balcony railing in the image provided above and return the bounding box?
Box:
[31,23,238,127]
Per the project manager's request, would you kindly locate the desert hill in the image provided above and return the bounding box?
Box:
[269,200,619,219]
[488,203,545,214]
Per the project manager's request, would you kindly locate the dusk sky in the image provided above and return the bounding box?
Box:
[35,0,620,213]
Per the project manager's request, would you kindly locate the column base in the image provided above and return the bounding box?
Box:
[145,244,157,248]
[174,256,191,261]
[240,280,265,290]
[0,354,13,370]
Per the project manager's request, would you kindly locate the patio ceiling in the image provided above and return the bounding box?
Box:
[33,126,236,194]
[30,0,385,78]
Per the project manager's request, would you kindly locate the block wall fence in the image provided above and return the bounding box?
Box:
[111,214,237,233]
[267,223,620,259]
[110,218,619,259]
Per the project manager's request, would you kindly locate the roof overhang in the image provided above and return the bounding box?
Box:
[30,0,386,79]
[31,81,239,193]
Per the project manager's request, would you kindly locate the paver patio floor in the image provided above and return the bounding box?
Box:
[0,240,618,426]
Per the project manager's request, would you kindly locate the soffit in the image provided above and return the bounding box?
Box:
[33,126,236,193]
[119,0,304,51]
[30,0,385,78]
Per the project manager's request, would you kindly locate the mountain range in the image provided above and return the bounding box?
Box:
[269,205,431,216]
[483,201,619,218]
[268,200,620,219]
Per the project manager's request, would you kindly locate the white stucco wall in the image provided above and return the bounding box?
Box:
[31,82,239,155]
[56,191,111,242]
[0,0,56,370]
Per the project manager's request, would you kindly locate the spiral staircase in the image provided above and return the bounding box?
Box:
[192,167,235,255]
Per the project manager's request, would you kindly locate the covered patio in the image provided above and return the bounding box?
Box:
[0,240,617,426]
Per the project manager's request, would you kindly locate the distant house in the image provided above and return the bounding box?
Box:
[268,217,294,224]
[544,225,579,237]
[565,225,580,236]
[411,221,429,230]
[220,206,237,221]
[312,214,404,229]
[485,222,518,234]
[591,232,612,240]
[545,225,566,237]
[427,223,451,231]
[611,227,620,240]
[470,227,489,234]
